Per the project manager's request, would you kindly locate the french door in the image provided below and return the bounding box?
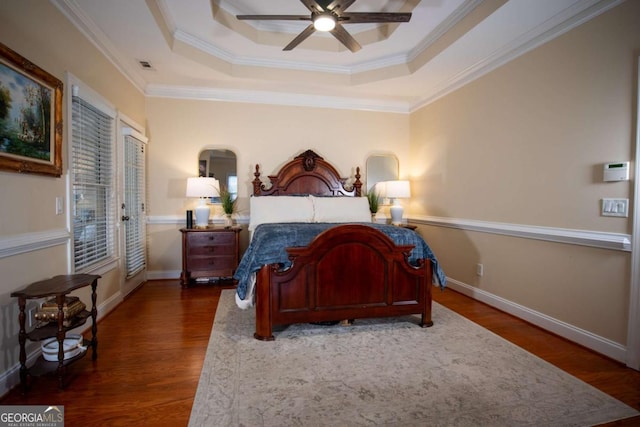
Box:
[120,127,147,297]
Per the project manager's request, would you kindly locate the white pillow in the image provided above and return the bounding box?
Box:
[249,196,314,231]
[311,195,372,223]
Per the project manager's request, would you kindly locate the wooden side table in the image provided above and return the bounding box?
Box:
[11,274,100,392]
[180,227,241,287]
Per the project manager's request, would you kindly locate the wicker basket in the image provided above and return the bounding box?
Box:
[41,334,85,361]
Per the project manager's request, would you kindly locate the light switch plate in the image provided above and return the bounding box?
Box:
[56,196,64,215]
[601,198,628,217]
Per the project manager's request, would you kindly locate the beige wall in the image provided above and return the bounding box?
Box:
[409,1,639,345]
[1,0,638,389]
[0,0,145,386]
[145,98,410,273]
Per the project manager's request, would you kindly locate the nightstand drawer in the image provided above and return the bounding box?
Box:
[187,255,235,272]
[187,232,235,247]
[188,243,234,256]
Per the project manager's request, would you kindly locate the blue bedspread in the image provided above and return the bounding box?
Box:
[234,223,446,300]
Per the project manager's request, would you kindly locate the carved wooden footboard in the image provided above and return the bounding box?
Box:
[248,149,435,341]
[254,224,433,341]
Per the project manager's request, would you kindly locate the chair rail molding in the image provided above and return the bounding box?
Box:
[0,229,70,259]
[410,215,631,252]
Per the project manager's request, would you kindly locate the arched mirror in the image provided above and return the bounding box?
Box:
[366,154,398,194]
[198,149,237,201]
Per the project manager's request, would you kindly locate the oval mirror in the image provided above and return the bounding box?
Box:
[198,149,237,201]
[366,154,398,194]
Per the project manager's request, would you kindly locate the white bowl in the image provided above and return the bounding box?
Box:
[41,334,85,361]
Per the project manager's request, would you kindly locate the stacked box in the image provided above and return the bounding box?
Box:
[34,296,86,326]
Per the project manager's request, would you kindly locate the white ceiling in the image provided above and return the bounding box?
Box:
[52,0,620,113]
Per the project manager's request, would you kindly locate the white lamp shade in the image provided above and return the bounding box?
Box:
[186,177,219,227]
[186,177,220,198]
[385,180,411,199]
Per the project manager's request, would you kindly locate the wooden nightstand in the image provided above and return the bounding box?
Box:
[180,227,241,287]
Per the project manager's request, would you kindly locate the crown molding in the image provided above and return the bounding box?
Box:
[51,0,146,93]
[174,29,352,74]
[145,84,411,113]
[405,0,485,65]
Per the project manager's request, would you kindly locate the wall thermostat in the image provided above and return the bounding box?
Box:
[603,162,629,182]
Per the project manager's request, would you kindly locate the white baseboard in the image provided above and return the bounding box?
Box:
[146,270,181,280]
[445,278,628,363]
[0,290,123,398]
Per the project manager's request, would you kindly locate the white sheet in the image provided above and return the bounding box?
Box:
[235,272,256,309]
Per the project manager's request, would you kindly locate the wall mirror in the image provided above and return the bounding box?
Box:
[366,154,398,194]
[198,149,237,201]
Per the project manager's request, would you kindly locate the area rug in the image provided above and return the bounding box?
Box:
[189,290,639,427]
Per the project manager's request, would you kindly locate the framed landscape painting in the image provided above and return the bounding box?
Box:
[0,42,63,177]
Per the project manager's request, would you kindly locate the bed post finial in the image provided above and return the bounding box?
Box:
[354,166,362,197]
[253,164,262,195]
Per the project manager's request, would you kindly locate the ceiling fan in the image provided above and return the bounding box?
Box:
[236,0,412,53]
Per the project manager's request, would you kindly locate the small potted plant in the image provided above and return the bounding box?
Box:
[219,186,235,227]
[366,190,379,219]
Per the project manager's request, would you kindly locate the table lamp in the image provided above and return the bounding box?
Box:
[385,180,411,225]
[186,177,219,227]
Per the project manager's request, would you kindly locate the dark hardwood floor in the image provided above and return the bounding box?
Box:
[2,280,639,426]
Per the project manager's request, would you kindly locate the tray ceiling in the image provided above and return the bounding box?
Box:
[52,0,620,112]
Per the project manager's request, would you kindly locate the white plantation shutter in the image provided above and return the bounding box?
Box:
[71,95,115,271]
[123,133,146,277]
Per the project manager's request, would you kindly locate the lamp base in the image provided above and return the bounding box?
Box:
[194,200,210,228]
[390,205,404,226]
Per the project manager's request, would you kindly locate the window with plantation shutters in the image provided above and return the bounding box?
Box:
[71,95,115,271]
[123,132,146,277]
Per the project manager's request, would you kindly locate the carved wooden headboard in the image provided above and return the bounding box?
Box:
[252,149,362,197]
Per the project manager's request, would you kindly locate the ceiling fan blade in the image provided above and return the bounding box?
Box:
[340,12,412,24]
[330,24,361,52]
[237,15,311,21]
[299,0,324,13]
[325,0,356,13]
[283,24,317,51]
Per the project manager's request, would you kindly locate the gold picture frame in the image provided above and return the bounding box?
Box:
[0,42,63,177]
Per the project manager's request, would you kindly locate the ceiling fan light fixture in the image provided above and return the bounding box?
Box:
[235,1,411,52]
[313,13,336,32]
